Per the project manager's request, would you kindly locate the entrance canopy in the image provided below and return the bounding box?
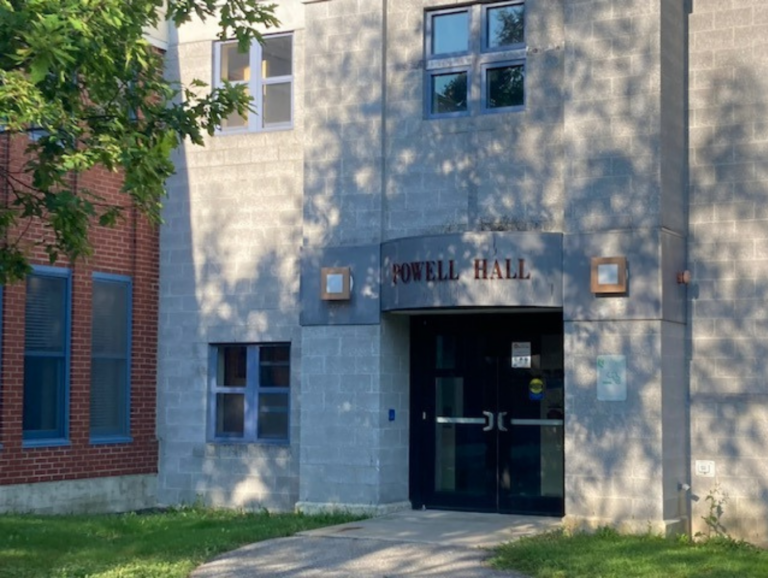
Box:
[381,232,563,311]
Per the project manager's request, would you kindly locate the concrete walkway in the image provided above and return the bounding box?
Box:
[191,510,561,577]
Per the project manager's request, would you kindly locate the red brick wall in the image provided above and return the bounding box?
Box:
[0,132,158,485]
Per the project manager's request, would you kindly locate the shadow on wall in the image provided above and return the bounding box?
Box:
[687,56,768,542]
[158,0,768,542]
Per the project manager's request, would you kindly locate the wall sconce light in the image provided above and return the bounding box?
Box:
[590,256,628,295]
[320,267,352,301]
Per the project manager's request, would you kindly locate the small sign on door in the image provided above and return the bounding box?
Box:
[511,342,531,368]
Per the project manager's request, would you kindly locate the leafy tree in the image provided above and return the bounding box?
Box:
[491,5,524,47]
[0,0,278,283]
[435,73,467,113]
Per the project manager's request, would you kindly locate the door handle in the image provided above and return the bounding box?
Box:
[482,411,494,431]
[497,412,508,432]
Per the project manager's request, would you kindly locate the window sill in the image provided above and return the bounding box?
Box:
[90,436,134,446]
[216,124,294,137]
[427,110,471,120]
[481,104,525,115]
[204,441,292,459]
[22,438,71,449]
[208,438,290,446]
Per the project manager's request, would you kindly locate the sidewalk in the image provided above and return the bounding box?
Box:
[191,510,560,577]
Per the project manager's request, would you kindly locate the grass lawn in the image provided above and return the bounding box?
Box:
[0,508,361,578]
[490,527,768,578]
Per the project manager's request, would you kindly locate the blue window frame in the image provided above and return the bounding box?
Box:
[90,273,132,443]
[425,1,526,118]
[209,343,290,443]
[23,266,71,446]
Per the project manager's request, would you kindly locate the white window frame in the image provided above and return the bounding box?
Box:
[425,1,526,119]
[213,33,294,134]
[208,343,291,444]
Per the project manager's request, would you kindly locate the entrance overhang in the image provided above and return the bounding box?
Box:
[381,232,563,311]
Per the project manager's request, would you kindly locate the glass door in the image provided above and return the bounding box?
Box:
[423,329,497,511]
[410,313,564,516]
[496,332,565,515]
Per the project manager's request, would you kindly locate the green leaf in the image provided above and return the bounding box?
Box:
[0,0,280,282]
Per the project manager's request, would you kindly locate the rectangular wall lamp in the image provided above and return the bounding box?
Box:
[590,256,627,294]
[320,266,352,300]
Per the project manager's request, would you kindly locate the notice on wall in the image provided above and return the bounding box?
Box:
[596,355,627,401]
[512,342,531,368]
[695,460,715,478]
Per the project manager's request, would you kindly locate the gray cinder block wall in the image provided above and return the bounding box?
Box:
[158,0,768,542]
[383,0,566,238]
[688,0,768,544]
[561,0,689,534]
[157,2,307,509]
[298,0,411,513]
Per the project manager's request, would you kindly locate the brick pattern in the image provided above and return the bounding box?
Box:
[688,1,768,542]
[0,132,159,488]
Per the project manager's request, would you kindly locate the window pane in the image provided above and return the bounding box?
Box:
[260,345,290,363]
[260,364,290,388]
[222,87,250,130]
[220,43,250,82]
[217,346,247,387]
[91,359,127,436]
[25,275,66,352]
[436,335,456,370]
[260,345,290,387]
[431,72,468,114]
[487,5,525,48]
[262,36,292,78]
[215,393,245,437]
[487,64,524,109]
[23,356,65,437]
[262,83,291,126]
[431,11,469,55]
[258,393,289,439]
[92,280,128,356]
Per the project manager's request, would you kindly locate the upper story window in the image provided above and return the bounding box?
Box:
[425,2,526,118]
[214,33,294,133]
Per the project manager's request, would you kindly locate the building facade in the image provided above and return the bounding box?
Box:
[0,133,160,513]
[160,0,768,543]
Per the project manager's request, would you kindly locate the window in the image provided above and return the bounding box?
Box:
[214,34,293,132]
[90,274,131,441]
[425,2,526,118]
[23,267,71,444]
[209,344,290,442]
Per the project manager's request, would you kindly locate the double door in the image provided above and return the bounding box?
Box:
[410,313,564,516]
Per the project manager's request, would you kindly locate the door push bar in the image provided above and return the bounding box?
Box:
[435,412,507,431]
[435,414,563,429]
[484,411,508,431]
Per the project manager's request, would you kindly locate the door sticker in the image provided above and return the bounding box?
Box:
[511,342,531,368]
[529,377,545,401]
